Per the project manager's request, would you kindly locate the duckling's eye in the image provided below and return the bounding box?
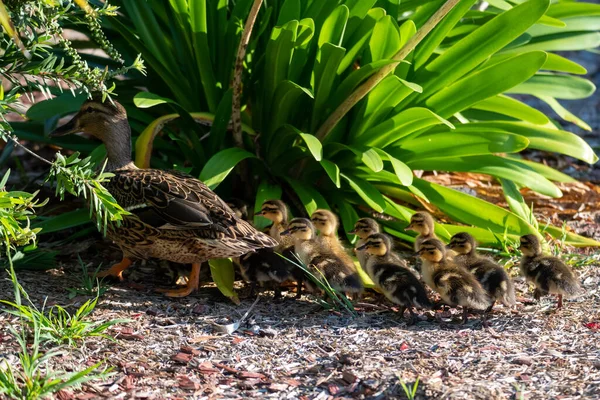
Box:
[85,107,94,114]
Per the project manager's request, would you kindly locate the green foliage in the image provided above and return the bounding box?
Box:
[0,169,46,250]
[66,256,109,299]
[2,294,126,347]
[81,0,599,249]
[282,253,357,315]
[398,376,420,400]
[0,318,112,400]
[47,152,130,235]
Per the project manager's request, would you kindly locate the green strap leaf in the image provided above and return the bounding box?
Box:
[199,148,257,189]
[320,159,341,188]
[285,177,329,215]
[341,173,386,213]
[425,51,547,118]
[411,178,538,236]
[470,94,549,125]
[209,258,238,303]
[508,73,596,100]
[318,4,349,47]
[361,107,453,148]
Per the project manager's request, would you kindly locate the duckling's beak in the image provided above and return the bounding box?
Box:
[446,244,455,250]
[49,115,80,137]
[254,211,265,216]
[347,229,357,235]
[355,244,368,251]
[280,229,291,236]
[405,223,415,231]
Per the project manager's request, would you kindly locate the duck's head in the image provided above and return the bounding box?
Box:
[405,212,434,236]
[50,96,128,141]
[310,209,338,237]
[50,96,132,170]
[355,233,391,256]
[418,238,446,263]
[448,232,476,255]
[519,234,542,257]
[348,218,380,239]
[280,218,314,241]
[255,199,288,224]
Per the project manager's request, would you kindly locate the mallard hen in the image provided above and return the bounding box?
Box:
[50,96,277,297]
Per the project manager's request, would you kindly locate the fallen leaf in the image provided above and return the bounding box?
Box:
[171,352,193,364]
[178,375,200,390]
[180,345,200,355]
[342,371,358,384]
[400,342,409,351]
[238,371,266,380]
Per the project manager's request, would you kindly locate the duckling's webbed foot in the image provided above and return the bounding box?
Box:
[248,281,258,298]
[272,284,283,300]
[485,301,495,313]
[533,288,543,301]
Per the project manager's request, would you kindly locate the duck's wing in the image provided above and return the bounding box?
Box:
[106,168,277,247]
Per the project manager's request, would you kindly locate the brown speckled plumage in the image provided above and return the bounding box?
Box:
[50,97,276,296]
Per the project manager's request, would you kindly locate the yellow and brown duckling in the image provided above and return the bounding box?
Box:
[356,233,430,324]
[448,232,515,311]
[239,199,302,298]
[350,218,407,269]
[418,238,491,323]
[518,234,581,309]
[255,199,292,248]
[281,218,363,296]
[50,96,278,297]
[405,212,438,252]
[311,209,355,265]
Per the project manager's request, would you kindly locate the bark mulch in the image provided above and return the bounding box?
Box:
[0,253,598,400]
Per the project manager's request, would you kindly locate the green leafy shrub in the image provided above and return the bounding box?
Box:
[82,0,598,249]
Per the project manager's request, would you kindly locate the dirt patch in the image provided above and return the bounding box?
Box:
[0,252,599,399]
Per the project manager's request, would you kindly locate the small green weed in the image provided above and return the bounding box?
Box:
[67,256,109,299]
[398,376,420,400]
[0,318,113,400]
[2,295,128,347]
[279,253,357,316]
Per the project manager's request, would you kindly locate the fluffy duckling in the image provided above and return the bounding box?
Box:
[349,218,382,268]
[448,232,515,311]
[226,198,249,221]
[311,209,355,264]
[518,234,581,309]
[238,248,298,299]
[405,212,437,252]
[357,233,430,323]
[239,199,302,298]
[350,218,407,269]
[256,199,292,248]
[282,218,363,296]
[418,238,491,323]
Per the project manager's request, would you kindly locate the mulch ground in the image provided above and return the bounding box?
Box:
[0,237,599,400]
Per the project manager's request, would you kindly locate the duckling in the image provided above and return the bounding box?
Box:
[418,238,491,323]
[349,218,407,270]
[518,234,581,309]
[281,218,363,296]
[405,212,438,252]
[239,199,302,298]
[356,233,430,324]
[448,232,515,311]
[50,96,277,298]
[226,198,249,221]
[311,209,355,266]
[255,199,290,246]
